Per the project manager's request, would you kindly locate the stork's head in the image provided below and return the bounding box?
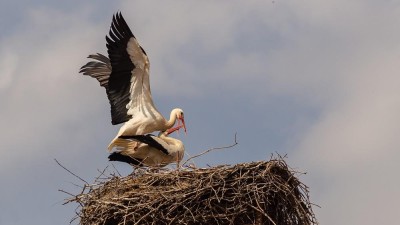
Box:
[174,108,186,133]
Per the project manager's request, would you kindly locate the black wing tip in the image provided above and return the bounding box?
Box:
[108,152,142,166]
[79,53,110,73]
[112,12,147,56]
[118,134,152,139]
[111,11,134,37]
[87,53,105,59]
[79,62,92,73]
[114,11,123,21]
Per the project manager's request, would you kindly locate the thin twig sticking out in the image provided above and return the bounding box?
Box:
[54,158,89,185]
[182,132,238,167]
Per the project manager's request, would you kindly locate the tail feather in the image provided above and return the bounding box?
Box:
[108,138,138,151]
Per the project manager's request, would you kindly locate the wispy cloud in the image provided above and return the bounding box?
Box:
[0,7,106,170]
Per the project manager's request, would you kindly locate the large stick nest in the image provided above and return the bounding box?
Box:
[66,159,317,225]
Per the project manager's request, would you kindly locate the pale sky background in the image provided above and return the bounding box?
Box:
[1,0,400,224]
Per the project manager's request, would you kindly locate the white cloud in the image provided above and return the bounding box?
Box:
[293,54,400,223]
[285,1,400,224]
[0,6,109,171]
[0,50,18,90]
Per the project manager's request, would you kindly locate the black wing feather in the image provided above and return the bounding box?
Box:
[108,152,143,166]
[79,53,111,88]
[119,134,170,155]
[106,12,135,125]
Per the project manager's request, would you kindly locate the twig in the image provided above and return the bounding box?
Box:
[111,163,122,177]
[95,166,110,182]
[58,189,75,197]
[54,158,89,185]
[182,132,238,166]
[68,182,84,189]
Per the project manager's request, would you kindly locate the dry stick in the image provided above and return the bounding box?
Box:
[58,189,75,197]
[182,132,238,167]
[111,163,122,177]
[95,166,110,182]
[68,181,84,189]
[54,158,89,185]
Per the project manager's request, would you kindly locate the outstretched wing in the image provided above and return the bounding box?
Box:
[80,12,161,126]
[119,134,169,155]
[106,12,160,125]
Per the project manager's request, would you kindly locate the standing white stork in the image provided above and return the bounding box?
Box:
[108,125,185,167]
[80,12,186,151]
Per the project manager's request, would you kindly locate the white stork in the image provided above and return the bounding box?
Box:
[108,125,185,167]
[80,12,186,151]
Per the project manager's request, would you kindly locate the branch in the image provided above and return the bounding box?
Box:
[54,158,89,185]
[111,163,122,177]
[182,132,238,167]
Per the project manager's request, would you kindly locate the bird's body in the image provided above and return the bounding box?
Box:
[79,12,186,151]
[109,108,184,151]
[109,126,185,167]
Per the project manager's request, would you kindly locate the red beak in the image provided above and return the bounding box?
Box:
[166,125,182,135]
[180,117,187,134]
[167,117,187,135]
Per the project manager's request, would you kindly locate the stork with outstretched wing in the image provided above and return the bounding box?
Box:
[80,12,186,151]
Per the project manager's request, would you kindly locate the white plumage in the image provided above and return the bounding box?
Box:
[80,12,186,151]
[108,125,185,167]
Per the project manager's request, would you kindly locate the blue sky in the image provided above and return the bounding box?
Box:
[1,1,400,224]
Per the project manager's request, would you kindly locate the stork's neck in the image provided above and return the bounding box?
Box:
[165,108,179,129]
